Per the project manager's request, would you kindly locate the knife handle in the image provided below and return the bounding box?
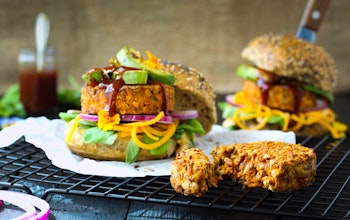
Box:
[299,0,332,31]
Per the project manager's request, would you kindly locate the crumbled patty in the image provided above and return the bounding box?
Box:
[211,141,316,192]
[170,148,219,197]
[81,84,175,115]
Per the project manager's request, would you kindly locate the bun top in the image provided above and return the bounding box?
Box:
[241,34,337,92]
[161,61,217,133]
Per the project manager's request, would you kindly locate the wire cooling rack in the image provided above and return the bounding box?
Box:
[1,135,349,219]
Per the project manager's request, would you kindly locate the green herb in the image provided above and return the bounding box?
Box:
[82,127,117,145]
[126,139,140,163]
[58,112,78,122]
[303,84,334,104]
[143,134,172,155]
[218,102,236,118]
[268,115,284,126]
[174,118,205,146]
[78,119,97,128]
[0,84,26,117]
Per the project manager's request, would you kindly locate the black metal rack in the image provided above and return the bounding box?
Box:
[1,136,349,219]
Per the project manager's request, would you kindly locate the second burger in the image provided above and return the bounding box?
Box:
[219,34,347,139]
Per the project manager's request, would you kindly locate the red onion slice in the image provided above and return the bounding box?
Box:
[225,94,244,107]
[121,114,173,124]
[0,195,36,220]
[169,110,198,120]
[80,114,99,122]
[0,190,50,220]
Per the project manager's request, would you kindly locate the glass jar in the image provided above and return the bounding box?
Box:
[18,48,58,117]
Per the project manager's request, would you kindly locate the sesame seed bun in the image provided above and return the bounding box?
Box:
[161,61,217,133]
[241,34,337,92]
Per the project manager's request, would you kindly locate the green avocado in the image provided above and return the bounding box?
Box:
[236,64,260,81]
[122,70,148,84]
[116,47,175,85]
[82,69,103,84]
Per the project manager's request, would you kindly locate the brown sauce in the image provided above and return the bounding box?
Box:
[108,78,124,116]
[256,79,271,106]
[256,79,303,113]
[20,69,57,114]
[149,81,169,115]
[87,64,168,116]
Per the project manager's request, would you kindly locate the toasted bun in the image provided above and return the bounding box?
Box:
[161,61,217,133]
[65,120,177,161]
[241,34,337,92]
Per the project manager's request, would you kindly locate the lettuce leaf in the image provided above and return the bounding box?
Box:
[126,139,140,163]
[143,134,172,155]
[82,127,117,145]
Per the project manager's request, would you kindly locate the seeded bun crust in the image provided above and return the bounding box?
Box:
[241,34,337,92]
[161,61,217,133]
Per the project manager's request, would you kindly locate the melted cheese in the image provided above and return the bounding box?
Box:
[226,93,348,139]
[66,115,81,143]
[67,111,178,150]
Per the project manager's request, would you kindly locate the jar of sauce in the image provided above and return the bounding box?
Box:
[18,48,58,117]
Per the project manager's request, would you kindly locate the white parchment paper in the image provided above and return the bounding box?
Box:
[0,117,295,177]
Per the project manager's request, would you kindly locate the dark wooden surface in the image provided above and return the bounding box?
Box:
[43,92,350,220]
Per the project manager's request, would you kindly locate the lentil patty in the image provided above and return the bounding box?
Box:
[81,84,175,115]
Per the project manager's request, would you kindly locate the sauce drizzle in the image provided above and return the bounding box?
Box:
[256,79,304,113]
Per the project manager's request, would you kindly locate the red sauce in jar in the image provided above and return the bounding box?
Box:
[19,69,57,115]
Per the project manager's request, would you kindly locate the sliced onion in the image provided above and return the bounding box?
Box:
[169,110,198,119]
[225,94,244,107]
[80,114,99,122]
[0,190,50,220]
[121,114,173,124]
[0,196,36,220]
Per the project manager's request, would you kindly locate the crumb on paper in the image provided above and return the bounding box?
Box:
[142,168,155,172]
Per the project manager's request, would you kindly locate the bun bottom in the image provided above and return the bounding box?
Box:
[64,120,177,161]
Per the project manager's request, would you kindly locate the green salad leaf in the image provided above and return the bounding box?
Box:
[126,139,140,164]
[58,112,79,122]
[0,84,26,117]
[144,134,172,155]
[82,126,117,145]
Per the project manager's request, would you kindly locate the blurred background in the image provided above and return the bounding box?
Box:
[1,0,350,95]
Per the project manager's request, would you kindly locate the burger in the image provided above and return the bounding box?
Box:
[59,47,217,163]
[219,34,347,138]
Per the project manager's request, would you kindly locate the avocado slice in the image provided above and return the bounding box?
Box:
[116,47,175,85]
[82,69,103,84]
[236,64,260,81]
[236,64,274,82]
[122,70,148,84]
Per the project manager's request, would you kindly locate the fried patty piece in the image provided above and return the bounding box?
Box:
[81,84,175,115]
[211,141,316,192]
[170,148,219,197]
[242,80,324,112]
